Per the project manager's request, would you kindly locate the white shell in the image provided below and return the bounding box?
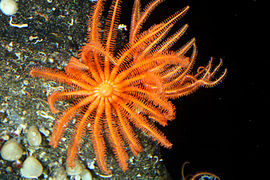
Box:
[80,168,92,180]
[52,167,68,180]
[20,156,43,178]
[66,160,84,176]
[27,125,42,146]
[0,0,18,16]
[0,138,23,161]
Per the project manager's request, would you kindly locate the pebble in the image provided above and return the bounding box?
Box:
[1,138,23,161]
[66,160,84,176]
[27,125,42,146]
[80,168,92,180]
[0,0,18,16]
[52,166,67,180]
[20,156,43,178]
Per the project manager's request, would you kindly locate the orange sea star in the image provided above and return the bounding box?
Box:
[30,0,226,174]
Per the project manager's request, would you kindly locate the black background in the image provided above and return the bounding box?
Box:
[121,0,259,179]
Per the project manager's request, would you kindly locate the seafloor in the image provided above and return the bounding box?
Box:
[0,0,170,179]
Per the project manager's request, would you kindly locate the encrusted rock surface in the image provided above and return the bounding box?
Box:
[0,0,170,179]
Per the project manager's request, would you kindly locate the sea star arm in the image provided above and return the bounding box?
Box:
[156,24,189,53]
[176,38,196,56]
[111,7,190,81]
[123,86,175,120]
[111,24,167,80]
[164,59,227,98]
[84,43,117,65]
[66,97,101,167]
[105,0,121,53]
[48,90,94,113]
[146,39,196,87]
[119,92,169,126]
[65,57,89,71]
[136,24,174,59]
[130,0,141,42]
[89,0,105,42]
[79,49,102,82]
[91,97,112,174]
[64,59,99,87]
[50,95,97,148]
[88,0,107,81]
[161,41,197,87]
[115,54,186,83]
[119,99,172,148]
[129,0,164,43]
[133,6,190,57]
[105,98,129,171]
[104,0,122,80]
[30,67,93,90]
[112,103,143,155]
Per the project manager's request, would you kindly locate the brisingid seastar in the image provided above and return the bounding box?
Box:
[30,0,226,174]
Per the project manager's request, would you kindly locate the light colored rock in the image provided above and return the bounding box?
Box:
[20,156,43,178]
[0,0,18,16]
[27,125,42,146]
[52,166,67,180]
[1,138,23,161]
[80,168,92,180]
[66,160,84,176]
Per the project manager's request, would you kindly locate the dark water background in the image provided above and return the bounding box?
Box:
[120,0,258,179]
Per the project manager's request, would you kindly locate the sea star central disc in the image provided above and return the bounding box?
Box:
[99,83,113,97]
